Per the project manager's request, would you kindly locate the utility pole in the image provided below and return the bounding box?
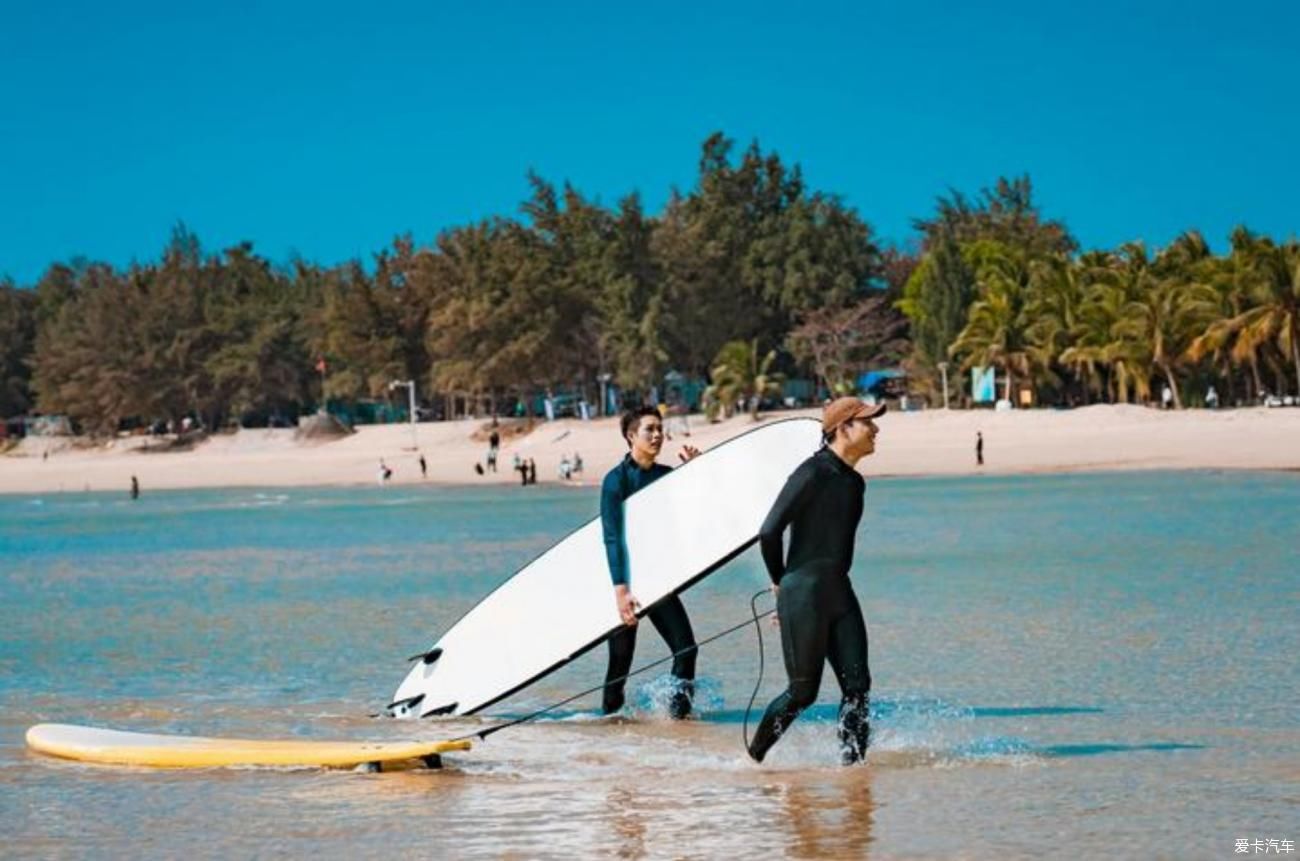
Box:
[389,379,418,450]
[598,373,612,418]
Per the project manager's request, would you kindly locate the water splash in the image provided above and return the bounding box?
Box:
[632,674,725,717]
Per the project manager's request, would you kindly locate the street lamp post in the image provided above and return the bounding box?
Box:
[389,379,418,450]
[598,373,612,418]
[937,362,951,409]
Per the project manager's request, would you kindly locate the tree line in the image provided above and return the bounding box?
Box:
[901,178,1300,408]
[0,134,1296,434]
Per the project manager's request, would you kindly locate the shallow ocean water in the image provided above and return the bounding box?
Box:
[1,471,1296,859]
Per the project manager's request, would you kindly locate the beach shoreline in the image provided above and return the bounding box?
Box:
[2,404,1298,496]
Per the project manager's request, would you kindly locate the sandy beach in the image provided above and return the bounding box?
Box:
[2,405,1297,495]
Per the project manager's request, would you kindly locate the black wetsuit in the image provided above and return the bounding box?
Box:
[600,455,697,718]
[749,446,871,763]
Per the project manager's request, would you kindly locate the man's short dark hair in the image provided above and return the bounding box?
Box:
[621,406,662,446]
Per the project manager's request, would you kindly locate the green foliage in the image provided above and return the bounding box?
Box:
[658,134,881,378]
[0,280,36,416]
[600,194,669,392]
[787,295,908,395]
[1217,230,1300,396]
[948,240,1037,400]
[9,138,1300,431]
[897,226,975,371]
[30,233,314,433]
[703,339,785,421]
[915,176,1076,257]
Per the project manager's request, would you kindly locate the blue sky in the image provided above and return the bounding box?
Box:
[2,1,1297,284]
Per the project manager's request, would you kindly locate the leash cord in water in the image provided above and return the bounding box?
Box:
[742,587,773,751]
[448,594,775,744]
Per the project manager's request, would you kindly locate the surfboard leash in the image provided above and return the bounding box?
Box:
[449,592,777,745]
[742,587,772,752]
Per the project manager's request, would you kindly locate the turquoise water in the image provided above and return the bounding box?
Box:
[2,472,1296,859]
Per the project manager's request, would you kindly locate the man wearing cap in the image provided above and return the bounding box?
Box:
[747,396,884,764]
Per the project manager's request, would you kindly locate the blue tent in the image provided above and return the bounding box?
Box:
[857,370,905,396]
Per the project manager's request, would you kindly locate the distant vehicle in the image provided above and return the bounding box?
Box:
[533,391,585,418]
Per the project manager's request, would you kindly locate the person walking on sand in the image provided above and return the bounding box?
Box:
[130,475,140,500]
[600,406,701,718]
[747,396,884,765]
[976,431,984,467]
[419,453,428,479]
[487,430,500,473]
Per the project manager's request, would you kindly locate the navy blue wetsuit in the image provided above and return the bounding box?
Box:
[600,455,697,717]
[749,447,871,763]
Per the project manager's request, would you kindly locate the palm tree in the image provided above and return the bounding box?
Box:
[703,339,784,421]
[949,241,1036,403]
[1114,242,1217,409]
[1188,228,1260,403]
[1025,253,1088,402]
[1225,233,1300,397]
[1050,252,1119,403]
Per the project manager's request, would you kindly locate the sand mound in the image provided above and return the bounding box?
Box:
[295,413,354,441]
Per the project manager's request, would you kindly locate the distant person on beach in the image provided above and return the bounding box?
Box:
[600,406,701,718]
[517,457,528,486]
[559,454,572,481]
[419,454,428,478]
[488,430,500,472]
[1161,384,1174,410]
[130,475,140,500]
[526,458,537,485]
[976,431,984,467]
[378,459,393,485]
[747,396,884,765]
[572,451,583,476]
[656,402,672,439]
[1206,385,1219,409]
[671,403,691,439]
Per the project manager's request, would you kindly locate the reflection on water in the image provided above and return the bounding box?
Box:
[781,771,875,860]
[606,786,648,859]
[2,473,1297,858]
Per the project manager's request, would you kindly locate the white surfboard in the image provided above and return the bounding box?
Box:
[388,417,822,719]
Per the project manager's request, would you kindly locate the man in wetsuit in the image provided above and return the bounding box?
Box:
[600,406,701,718]
[748,396,884,764]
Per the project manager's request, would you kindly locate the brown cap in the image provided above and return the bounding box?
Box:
[822,396,887,434]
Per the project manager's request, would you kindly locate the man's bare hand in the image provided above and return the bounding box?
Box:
[678,445,702,463]
[615,584,640,627]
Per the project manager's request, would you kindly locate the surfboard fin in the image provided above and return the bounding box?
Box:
[419,702,458,718]
[407,647,443,665]
[385,693,425,716]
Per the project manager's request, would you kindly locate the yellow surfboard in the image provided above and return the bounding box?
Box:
[26,723,471,770]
